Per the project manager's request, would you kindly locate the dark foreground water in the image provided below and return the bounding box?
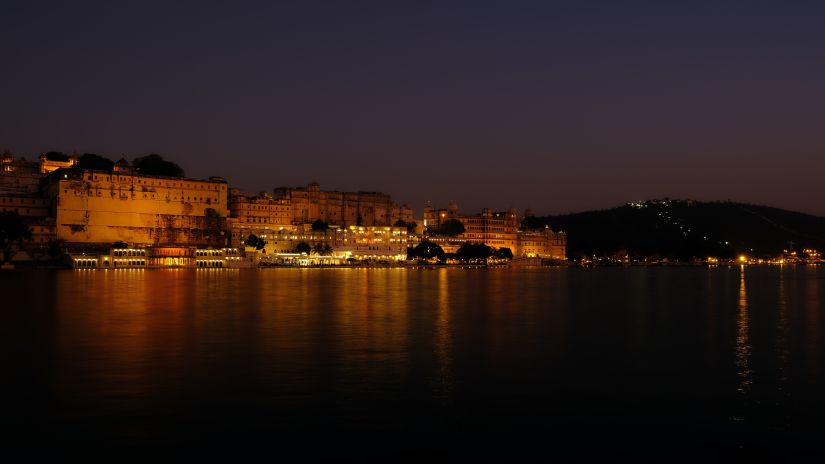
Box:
[3,266,825,459]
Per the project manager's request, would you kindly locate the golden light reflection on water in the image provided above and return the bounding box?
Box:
[55,269,423,407]
[56,269,199,406]
[250,268,414,398]
[735,266,753,396]
[14,265,824,449]
[434,268,454,403]
[333,268,411,385]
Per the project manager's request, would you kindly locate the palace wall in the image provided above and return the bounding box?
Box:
[48,170,228,247]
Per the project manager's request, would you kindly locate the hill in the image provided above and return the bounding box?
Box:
[534,200,825,260]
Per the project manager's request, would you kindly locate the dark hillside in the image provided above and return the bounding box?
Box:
[537,200,825,260]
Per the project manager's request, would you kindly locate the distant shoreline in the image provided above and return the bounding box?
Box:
[3,262,822,271]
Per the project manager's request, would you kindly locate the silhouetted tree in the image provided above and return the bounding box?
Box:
[43,151,70,162]
[47,239,65,260]
[244,234,267,250]
[132,154,185,177]
[432,219,465,236]
[493,247,513,259]
[394,220,418,233]
[0,212,31,262]
[521,215,544,231]
[313,242,333,255]
[112,241,129,249]
[311,219,329,231]
[294,241,311,254]
[456,242,492,262]
[76,153,115,171]
[409,240,445,261]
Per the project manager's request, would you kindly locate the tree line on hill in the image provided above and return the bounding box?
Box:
[44,152,186,177]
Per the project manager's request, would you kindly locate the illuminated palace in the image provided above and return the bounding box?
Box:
[1,152,246,267]
[45,163,229,247]
[228,184,412,261]
[227,190,291,247]
[2,150,567,265]
[44,163,239,268]
[255,224,409,264]
[423,203,566,259]
[272,182,413,227]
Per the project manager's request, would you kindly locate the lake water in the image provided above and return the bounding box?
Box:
[3,266,824,458]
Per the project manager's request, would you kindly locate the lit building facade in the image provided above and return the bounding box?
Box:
[273,182,413,227]
[423,203,567,259]
[38,152,79,173]
[1,152,44,194]
[516,228,567,260]
[1,151,85,192]
[254,224,409,262]
[424,204,519,251]
[0,153,58,248]
[46,169,229,247]
[0,193,50,218]
[70,246,249,268]
[228,185,413,259]
[229,190,292,225]
[227,189,292,248]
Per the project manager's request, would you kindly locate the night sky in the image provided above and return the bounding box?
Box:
[3,1,825,216]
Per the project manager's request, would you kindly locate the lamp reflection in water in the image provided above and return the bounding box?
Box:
[434,269,454,403]
[736,266,753,396]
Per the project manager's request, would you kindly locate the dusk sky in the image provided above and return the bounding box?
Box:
[3,0,824,216]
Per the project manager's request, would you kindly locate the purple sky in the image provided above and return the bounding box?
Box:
[3,1,825,216]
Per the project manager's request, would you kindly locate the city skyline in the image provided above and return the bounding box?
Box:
[4,148,824,219]
[4,1,825,216]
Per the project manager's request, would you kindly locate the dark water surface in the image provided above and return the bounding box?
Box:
[3,266,825,458]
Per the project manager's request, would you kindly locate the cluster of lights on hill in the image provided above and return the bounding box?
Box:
[618,199,823,264]
[627,199,731,247]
